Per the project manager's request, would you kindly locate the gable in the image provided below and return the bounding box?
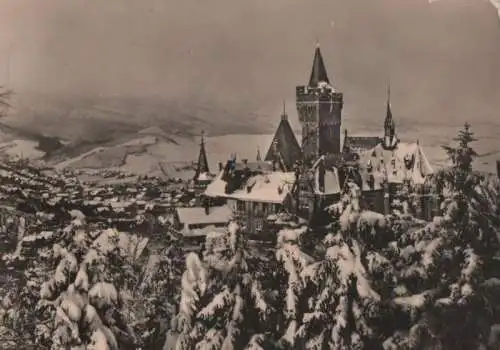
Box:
[357,142,434,186]
[264,119,302,171]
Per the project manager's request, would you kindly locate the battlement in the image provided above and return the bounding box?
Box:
[296,85,343,104]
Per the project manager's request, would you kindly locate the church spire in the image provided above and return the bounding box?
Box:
[383,83,397,149]
[256,146,261,161]
[308,42,330,87]
[384,83,394,133]
[194,130,210,181]
[281,100,288,121]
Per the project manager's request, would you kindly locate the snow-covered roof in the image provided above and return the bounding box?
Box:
[357,142,434,186]
[176,205,232,227]
[182,225,227,237]
[345,136,382,152]
[233,161,274,172]
[204,170,295,204]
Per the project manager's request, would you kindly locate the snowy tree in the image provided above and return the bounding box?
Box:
[35,227,141,349]
[2,206,185,349]
[0,86,12,118]
[1,215,57,348]
[268,225,314,348]
[383,123,500,349]
[291,188,390,350]
[132,226,185,349]
[171,221,269,350]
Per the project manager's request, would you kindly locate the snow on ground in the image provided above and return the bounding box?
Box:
[5,120,499,177]
[0,139,45,160]
[55,147,107,169]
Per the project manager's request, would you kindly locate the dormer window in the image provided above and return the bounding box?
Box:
[367,160,373,172]
[404,154,415,170]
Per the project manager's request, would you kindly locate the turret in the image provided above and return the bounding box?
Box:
[382,84,398,150]
[193,130,213,188]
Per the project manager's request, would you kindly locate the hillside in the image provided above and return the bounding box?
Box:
[48,121,500,178]
[2,93,273,144]
[0,92,498,178]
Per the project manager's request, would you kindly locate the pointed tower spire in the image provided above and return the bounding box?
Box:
[281,100,288,121]
[309,42,330,87]
[383,82,397,149]
[256,146,262,161]
[385,82,394,131]
[194,130,210,181]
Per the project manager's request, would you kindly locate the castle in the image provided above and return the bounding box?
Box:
[190,44,437,235]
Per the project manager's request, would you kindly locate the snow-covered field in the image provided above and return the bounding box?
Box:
[0,139,45,160]
[1,121,499,177]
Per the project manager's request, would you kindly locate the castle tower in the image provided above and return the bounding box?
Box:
[296,43,344,163]
[383,84,398,150]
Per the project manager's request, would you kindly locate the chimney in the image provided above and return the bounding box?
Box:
[218,162,223,171]
[204,198,210,215]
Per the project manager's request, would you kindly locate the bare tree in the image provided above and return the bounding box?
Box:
[0,86,13,118]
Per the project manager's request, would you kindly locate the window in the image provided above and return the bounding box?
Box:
[237,200,245,212]
[255,218,264,232]
[260,202,266,214]
[254,202,262,214]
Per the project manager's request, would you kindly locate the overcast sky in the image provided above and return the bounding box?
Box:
[1,0,500,127]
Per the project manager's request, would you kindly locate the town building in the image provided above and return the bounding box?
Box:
[204,159,295,236]
[173,205,232,236]
[201,43,437,233]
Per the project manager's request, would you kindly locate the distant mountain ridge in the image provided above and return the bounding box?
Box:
[2,92,274,145]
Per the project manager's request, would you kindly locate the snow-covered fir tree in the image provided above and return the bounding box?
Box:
[383,123,500,349]
[282,180,388,350]
[35,221,141,349]
[2,209,184,350]
[134,225,185,349]
[270,224,314,348]
[171,221,268,350]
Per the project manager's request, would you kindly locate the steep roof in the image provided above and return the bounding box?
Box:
[309,44,330,87]
[357,142,434,185]
[344,136,382,152]
[233,161,274,172]
[264,112,302,171]
[204,170,295,204]
[176,205,232,227]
